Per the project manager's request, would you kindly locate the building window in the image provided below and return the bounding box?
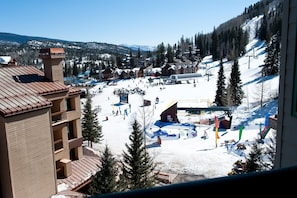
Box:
[70,148,78,160]
[54,139,63,151]
[66,97,75,111]
[54,129,63,151]
[56,161,65,179]
[51,99,64,123]
[68,121,76,139]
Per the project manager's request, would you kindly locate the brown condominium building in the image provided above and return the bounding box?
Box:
[0,48,84,198]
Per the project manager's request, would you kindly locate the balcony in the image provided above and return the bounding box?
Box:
[69,137,83,150]
[54,139,63,151]
[52,111,66,125]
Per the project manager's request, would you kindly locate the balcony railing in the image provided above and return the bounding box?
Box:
[54,139,63,151]
[93,165,297,197]
[68,137,83,150]
[52,111,66,125]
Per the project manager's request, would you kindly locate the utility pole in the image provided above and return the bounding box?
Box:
[246,47,255,69]
[205,63,210,82]
[246,54,253,69]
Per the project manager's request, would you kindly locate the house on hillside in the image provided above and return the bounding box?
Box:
[161,63,176,76]
[102,67,115,80]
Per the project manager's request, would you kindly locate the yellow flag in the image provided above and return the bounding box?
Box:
[215,116,219,147]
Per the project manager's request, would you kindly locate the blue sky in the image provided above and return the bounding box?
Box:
[2,0,260,46]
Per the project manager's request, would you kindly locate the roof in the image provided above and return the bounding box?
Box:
[163,100,178,110]
[57,155,100,192]
[0,65,69,117]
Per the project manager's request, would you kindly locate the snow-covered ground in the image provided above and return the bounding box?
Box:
[84,33,278,180]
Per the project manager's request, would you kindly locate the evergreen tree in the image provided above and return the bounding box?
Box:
[175,44,181,59]
[73,62,79,77]
[129,50,135,68]
[258,14,268,41]
[211,27,219,61]
[228,160,246,175]
[263,33,280,76]
[244,141,265,173]
[166,44,174,63]
[88,145,119,196]
[195,34,207,57]
[155,42,166,67]
[116,55,123,69]
[214,59,227,106]
[81,92,103,148]
[228,59,244,106]
[263,129,276,170]
[137,47,141,59]
[228,140,265,175]
[119,119,157,191]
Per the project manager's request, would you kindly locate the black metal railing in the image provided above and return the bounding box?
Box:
[93,165,297,197]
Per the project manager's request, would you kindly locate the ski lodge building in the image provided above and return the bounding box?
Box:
[0,48,98,198]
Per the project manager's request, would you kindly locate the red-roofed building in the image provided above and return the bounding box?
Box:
[0,48,85,198]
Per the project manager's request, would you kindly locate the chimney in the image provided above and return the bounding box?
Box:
[39,48,65,83]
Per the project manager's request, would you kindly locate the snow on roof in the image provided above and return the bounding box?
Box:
[0,56,12,64]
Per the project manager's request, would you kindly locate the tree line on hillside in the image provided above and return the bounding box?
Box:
[213,0,282,107]
[64,0,283,80]
[0,1,282,85]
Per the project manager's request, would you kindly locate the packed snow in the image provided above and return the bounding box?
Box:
[81,15,279,182]
[83,55,277,183]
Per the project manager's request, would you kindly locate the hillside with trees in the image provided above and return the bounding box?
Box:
[0,0,283,83]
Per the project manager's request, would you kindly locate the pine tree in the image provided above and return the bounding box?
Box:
[244,141,265,173]
[129,50,135,68]
[258,14,268,41]
[228,59,244,106]
[119,119,157,191]
[166,44,174,63]
[263,33,280,76]
[81,92,103,148]
[211,27,219,61]
[88,145,119,196]
[214,59,227,106]
[156,42,166,67]
[72,62,79,77]
[228,160,246,175]
[228,140,265,175]
[263,129,276,170]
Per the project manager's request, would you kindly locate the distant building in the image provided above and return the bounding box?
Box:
[160,101,179,123]
[0,55,17,66]
[0,48,84,198]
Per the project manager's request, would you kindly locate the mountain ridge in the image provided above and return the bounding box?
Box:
[0,32,153,52]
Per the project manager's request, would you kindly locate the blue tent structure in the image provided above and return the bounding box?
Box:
[146,120,197,140]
